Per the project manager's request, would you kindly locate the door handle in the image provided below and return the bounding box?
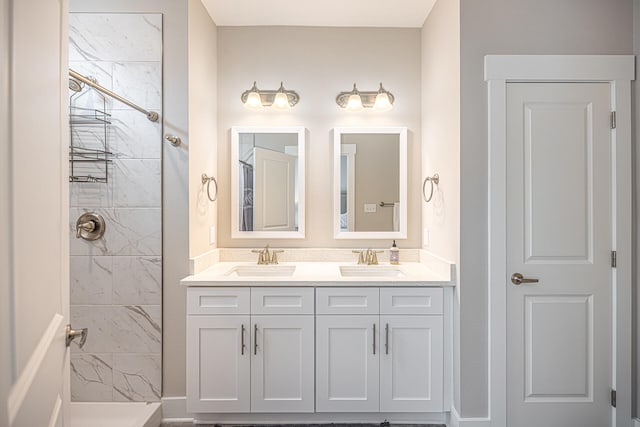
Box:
[511,273,539,285]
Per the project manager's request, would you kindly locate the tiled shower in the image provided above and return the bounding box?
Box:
[68,13,163,402]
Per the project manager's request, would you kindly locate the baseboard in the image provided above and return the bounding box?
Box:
[448,407,491,427]
[161,396,448,425]
[161,397,192,421]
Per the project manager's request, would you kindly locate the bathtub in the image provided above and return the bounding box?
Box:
[70,402,162,427]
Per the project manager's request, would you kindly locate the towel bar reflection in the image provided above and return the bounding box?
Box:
[422,174,440,203]
[202,174,218,202]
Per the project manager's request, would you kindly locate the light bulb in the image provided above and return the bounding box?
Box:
[273,83,291,110]
[346,94,364,111]
[345,84,363,111]
[373,83,393,111]
[243,82,263,110]
[373,92,392,111]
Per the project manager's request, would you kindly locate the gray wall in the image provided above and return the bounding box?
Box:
[217,26,422,249]
[459,0,633,417]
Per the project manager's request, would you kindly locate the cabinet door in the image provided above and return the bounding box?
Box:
[316,315,379,412]
[380,315,443,412]
[251,315,315,413]
[187,315,250,413]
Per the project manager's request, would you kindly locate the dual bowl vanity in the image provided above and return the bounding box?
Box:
[181,252,455,424]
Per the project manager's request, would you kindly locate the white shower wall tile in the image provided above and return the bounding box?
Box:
[69,171,113,208]
[113,160,161,207]
[113,353,161,402]
[112,62,162,111]
[71,353,114,402]
[70,13,162,403]
[112,257,161,305]
[69,14,162,62]
[70,208,161,256]
[71,306,114,354]
[111,306,161,353]
[70,256,113,305]
[110,110,161,159]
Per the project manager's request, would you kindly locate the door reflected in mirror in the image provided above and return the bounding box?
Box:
[231,127,305,238]
[334,127,407,239]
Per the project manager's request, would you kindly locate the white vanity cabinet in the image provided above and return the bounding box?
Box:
[187,287,315,413]
[316,287,444,413]
[379,288,444,412]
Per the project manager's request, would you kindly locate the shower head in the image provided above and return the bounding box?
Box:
[68,78,83,92]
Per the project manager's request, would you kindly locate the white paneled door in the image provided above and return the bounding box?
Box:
[253,147,296,231]
[506,82,612,427]
[3,0,70,426]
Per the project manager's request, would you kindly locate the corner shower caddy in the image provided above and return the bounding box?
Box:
[69,87,112,183]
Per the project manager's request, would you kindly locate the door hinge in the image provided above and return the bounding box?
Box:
[611,250,617,268]
[611,389,616,408]
[610,111,616,129]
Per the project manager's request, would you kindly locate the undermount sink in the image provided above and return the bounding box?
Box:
[339,265,405,278]
[226,265,296,277]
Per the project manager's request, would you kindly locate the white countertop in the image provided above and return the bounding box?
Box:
[180,261,454,287]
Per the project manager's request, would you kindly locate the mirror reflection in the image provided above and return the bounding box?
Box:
[231,127,305,238]
[334,127,407,239]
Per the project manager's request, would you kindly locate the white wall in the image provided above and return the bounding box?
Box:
[217,26,422,249]
[188,0,218,258]
[420,0,460,410]
[459,0,633,417]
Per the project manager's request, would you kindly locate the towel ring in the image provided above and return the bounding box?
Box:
[422,174,439,203]
[202,173,218,202]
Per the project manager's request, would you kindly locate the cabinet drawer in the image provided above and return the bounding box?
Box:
[380,288,443,315]
[187,288,250,315]
[316,288,379,315]
[251,287,314,315]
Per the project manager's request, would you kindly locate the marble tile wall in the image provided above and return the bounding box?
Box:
[69,13,162,402]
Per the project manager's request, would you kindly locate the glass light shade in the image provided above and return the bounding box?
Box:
[244,91,263,110]
[346,94,364,111]
[273,91,291,110]
[373,92,393,111]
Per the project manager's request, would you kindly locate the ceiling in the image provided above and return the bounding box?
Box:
[200,0,437,28]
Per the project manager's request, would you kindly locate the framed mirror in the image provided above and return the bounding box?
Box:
[231,126,305,239]
[333,127,407,239]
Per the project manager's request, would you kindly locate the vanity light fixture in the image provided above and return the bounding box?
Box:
[336,83,395,111]
[241,81,300,110]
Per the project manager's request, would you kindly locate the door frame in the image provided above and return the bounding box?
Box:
[485,55,634,427]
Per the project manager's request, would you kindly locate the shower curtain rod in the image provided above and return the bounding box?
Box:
[68,69,159,122]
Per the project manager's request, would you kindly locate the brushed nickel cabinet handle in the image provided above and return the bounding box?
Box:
[241,324,246,355]
[511,272,539,285]
[254,324,258,355]
[373,323,376,355]
[385,323,389,355]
